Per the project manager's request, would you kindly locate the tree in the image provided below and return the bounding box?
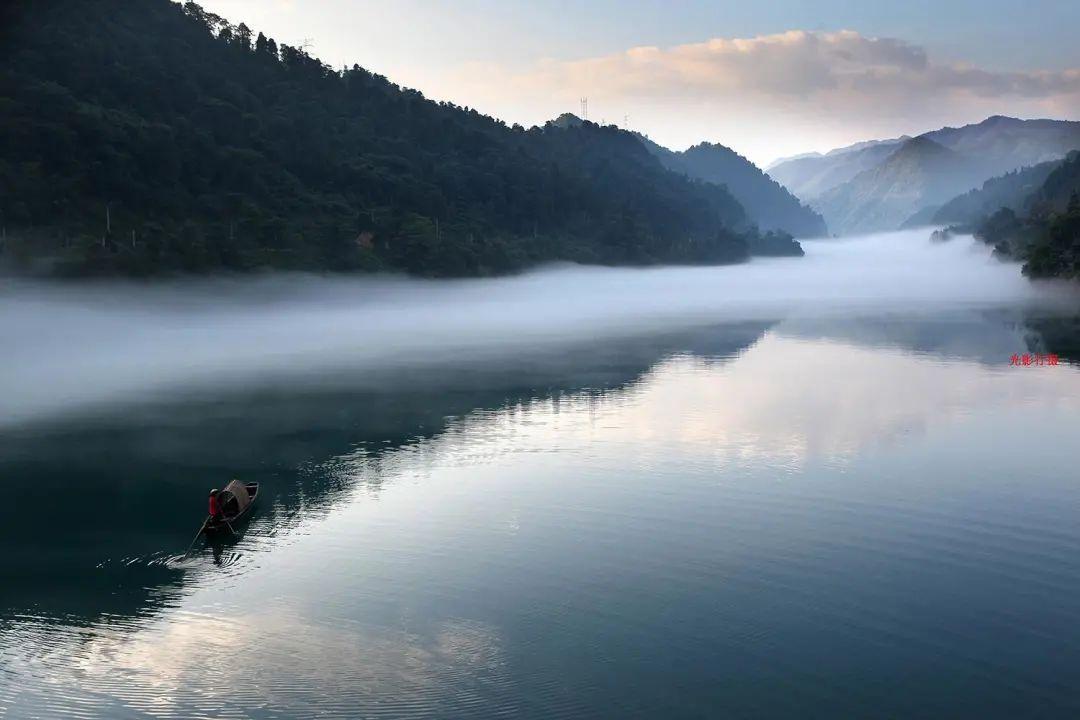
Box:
[236,22,252,51]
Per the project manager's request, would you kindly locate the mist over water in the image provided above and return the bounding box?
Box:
[6,230,1080,719]
[2,229,1077,427]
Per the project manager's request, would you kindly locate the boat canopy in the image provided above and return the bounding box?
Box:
[218,479,252,517]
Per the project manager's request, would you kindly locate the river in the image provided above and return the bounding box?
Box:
[3,229,1080,718]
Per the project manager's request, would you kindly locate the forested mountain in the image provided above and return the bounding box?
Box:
[1029,152,1080,213]
[813,137,987,235]
[923,159,1062,227]
[636,136,827,237]
[0,0,766,277]
[973,152,1080,279]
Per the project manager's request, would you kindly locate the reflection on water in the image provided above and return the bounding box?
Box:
[3,309,1080,717]
[3,233,1080,718]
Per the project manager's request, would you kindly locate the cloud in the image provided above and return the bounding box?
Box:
[434,29,1080,163]
[530,31,927,98]
[513,30,1080,104]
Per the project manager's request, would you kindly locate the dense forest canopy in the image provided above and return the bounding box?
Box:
[0,0,789,277]
[973,153,1080,279]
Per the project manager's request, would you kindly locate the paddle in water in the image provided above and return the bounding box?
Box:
[184,516,210,556]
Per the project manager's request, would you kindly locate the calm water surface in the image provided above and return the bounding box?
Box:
[3,232,1080,718]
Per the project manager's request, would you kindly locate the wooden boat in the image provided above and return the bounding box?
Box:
[204,479,259,534]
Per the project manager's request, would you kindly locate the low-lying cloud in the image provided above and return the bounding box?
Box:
[2,231,1078,429]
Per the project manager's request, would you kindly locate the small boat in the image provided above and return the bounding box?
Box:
[205,479,259,534]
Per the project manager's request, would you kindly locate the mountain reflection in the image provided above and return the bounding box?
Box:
[4,312,1080,718]
[0,321,773,626]
[778,310,1080,367]
[4,313,1079,629]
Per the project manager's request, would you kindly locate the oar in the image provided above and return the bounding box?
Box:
[184,515,210,556]
[224,519,238,536]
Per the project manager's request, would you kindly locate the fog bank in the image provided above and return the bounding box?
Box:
[2,230,1077,427]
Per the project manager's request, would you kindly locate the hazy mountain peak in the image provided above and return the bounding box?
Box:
[892,135,954,159]
[777,115,1080,234]
[813,134,985,235]
[826,136,911,158]
[768,138,910,201]
[636,134,827,237]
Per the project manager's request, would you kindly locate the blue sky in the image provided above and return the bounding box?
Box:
[206,0,1080,164]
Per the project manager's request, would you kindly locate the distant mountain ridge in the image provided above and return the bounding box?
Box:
[553,114,827,238]
[636,134,827,237]
[813,136,987,235]
[923,159,1063,227]
[768,139,907,201]
[768,136,910,170]
[778,116,1080,235]
[925,116,1080,173]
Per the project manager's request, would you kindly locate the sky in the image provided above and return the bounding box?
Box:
[203,0,1080,166]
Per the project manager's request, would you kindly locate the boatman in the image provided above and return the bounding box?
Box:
[208,488,221,519]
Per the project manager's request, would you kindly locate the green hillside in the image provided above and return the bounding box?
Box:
[975,153,1080,278]
[0,0,761,277]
